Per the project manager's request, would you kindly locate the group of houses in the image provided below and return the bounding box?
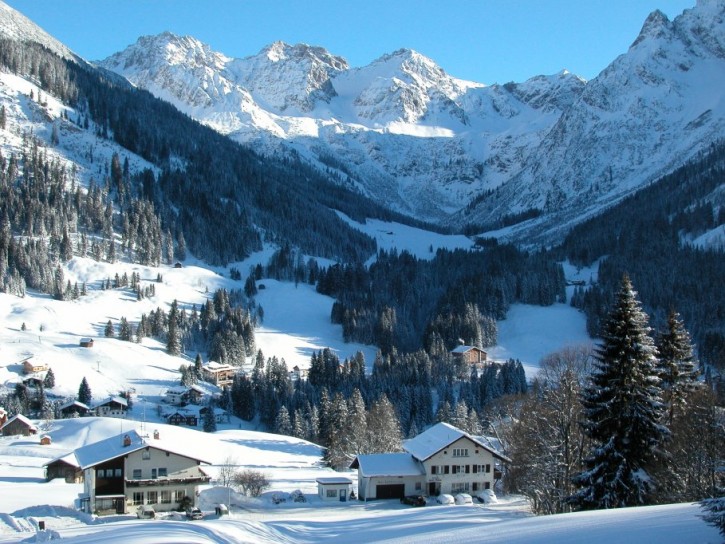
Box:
[37,419,506,515]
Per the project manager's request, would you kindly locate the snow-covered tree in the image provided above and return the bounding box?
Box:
[366,394,403,453]
[570,276,667,510]
[274,405,293,436]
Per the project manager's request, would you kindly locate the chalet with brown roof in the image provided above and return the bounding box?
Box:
[22,357,48,375]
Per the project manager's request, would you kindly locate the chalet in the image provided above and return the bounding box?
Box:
[93,396,128,418]
[58,400,91,418]
[200,362,236,387]
[0,407,6,427]
[316,477,353,502]
[166,411,198,427]
[351,422,509,500]
[450,345,488,366]
[74,429,211,515]
[45,453,84,483]
[164,385,204,406]
[22,358,48,375]
[79,338,94,348]
[290,365,308,381]
[1,413,38,436]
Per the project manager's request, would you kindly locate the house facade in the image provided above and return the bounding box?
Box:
[59,400,90,418]
[201,362,236,387]
[164,385,204,406]
[93,397,128,418]
[316,477,353,502]
[22,358,48,374]
[75,429,211,515]
[351,422,508,500]
[450,345,488,366]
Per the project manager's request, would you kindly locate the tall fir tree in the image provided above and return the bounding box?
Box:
[570,275,667,510]
[656,310,698,425]
[78,377,92,405]
[166,299,181,356]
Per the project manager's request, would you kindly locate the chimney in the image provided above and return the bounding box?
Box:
[153,429,160,440]
[122,434,131,447]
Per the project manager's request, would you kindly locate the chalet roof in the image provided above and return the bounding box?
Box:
[202,361,234,372]
[451,345,486,354]
[350,453,425,477]
[1,413,37,431]
[403,422,510,463]
[59,400,90,411]
[92,396,128,409]
[74,429,211,469]
[44,451,80,468]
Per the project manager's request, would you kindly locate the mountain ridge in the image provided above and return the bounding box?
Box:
[96,0,724,243]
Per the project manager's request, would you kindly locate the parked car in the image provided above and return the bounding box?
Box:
[476,489,498,504]
[400,495,427,507]
[136,505,155,519]
[185,507,203,520]
[454,493,473,505]
[435,494,455,505]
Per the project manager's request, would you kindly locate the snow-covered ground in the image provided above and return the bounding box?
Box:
[0,236,718,542]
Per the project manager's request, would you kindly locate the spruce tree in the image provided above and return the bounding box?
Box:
[570,275,667,510]
[43,368,55,389]
[167,299,181,356]
[203,399,217,433]
[657,310,698,425]
[78,377,92,405]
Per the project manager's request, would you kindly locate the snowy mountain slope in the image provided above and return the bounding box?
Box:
[0,1,76,61]
[98,0,725,238]
[460,0,725,244]
[99,33,585,221]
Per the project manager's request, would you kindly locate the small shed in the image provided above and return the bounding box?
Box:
[79,338,94,348]
[316,477,353,502]
[40,434,52,445]
[45,453,83,483]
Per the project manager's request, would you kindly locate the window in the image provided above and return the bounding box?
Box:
[415,482,422,491]
[142,449,151,460]
[158,468,168,477]
[452,448,469,457]
[452,482,469,493]
[151,468,157,479]
[133,492,144,506]
[175,490,185,503]
[96,469,105,479]
[326,489,337,498]
[161,490,172,504]
[431,465,438,475]
[114,468,122,478]
[147,491,158,504]
[444,465,450,475]
[132,469,142,479]
[484,482,491,489]
[472,482,479,491]
[486,464,491,473]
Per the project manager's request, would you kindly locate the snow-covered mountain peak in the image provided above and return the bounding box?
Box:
[0,0,77,61]
[260,40,349,72]
[631,9,673,48]
[103,32,229,72]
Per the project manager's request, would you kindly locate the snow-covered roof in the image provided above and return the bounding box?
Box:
[74,429,211,469]
[451,345,486,354]
[316,477,353,485]
[44,451,80,468]
[202,361,234,371]
[350,453,425,477]
[403,422,509,462]
[92,396,128,409]
[1,413,37,431]
[59,400,90,411]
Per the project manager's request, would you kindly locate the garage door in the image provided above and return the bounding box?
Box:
[376,484,405,499]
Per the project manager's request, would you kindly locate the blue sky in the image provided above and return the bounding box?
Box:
[5,0,694,83]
